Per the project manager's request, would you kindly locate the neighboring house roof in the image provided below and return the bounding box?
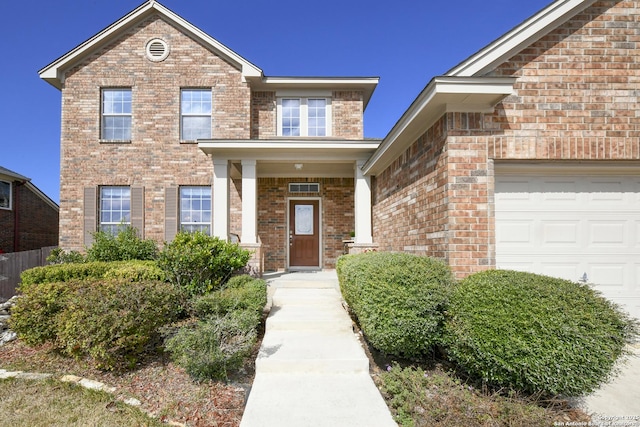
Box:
[0,165,59,212]
[39,0,263,89]
[363,0,597,175]
[0,166,29,182]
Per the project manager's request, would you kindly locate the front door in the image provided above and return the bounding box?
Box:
[289,199,320,268]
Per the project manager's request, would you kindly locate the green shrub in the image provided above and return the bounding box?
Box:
[193,276,267,319]
[157,232,251,296]
[20,261,164,288]
[164,311,258,381]
[102,260,165,282]
[337,252,455,358]
[56,279,181,370]
[46,248,86,264]
[20,262,114,288]
[86,226,158,262]
[442,270,639,396]
[9,281,82,345]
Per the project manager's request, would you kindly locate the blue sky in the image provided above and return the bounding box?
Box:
[0,0,551,203]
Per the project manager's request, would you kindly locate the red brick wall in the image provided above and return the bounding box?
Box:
[258,177,354,271]
[372,116,449,259]
[333,91,364,139]
[251,92,276,139]
[372,0,640,278]
[59,15,248,250]
[0,182,58,253]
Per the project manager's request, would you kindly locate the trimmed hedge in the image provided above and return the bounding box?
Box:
[337,252,455,358]
[20,261,164,288]
[9,281,83,346]
[442,270,639,396]
[10,278,181,370]
[56,279,181,369]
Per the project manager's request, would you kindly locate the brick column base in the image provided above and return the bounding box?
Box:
[346,242,379,255]
[240,243,263,277]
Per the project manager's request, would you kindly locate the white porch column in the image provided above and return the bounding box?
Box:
[354,160,373,244]
[212,158,229,239]
[241,160,258,244]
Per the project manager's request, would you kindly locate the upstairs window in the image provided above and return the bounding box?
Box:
[277,97,331,137]
[180,186,211,234]
[0,180,11,210]
[101,89,132,141]
[181,89,212,140]
[100,186,130,235]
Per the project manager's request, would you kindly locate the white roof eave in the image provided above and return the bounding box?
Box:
[363,76,516,176]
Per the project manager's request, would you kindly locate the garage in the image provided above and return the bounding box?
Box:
[495,165,640,319]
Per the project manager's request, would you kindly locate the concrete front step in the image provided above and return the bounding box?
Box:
[256,330,369,374]
[275,279,338,289]
[266,304,353,333]
[240,373,397,427]
[271,288,343,306]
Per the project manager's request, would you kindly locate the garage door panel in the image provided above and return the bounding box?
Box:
[588,264,626,288]
[496,172,640,319]
[588,221,628,246]
[496,221,532,245]
[541,220,579,245]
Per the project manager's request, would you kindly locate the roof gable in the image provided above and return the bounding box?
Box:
[364,0,602,175]
[39,1,263,89]
[447,0,597,77]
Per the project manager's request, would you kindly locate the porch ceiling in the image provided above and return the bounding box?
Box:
[230,160,356,178]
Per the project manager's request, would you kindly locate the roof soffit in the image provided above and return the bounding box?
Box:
[39,1,262,89]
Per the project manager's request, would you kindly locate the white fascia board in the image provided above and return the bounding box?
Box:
[199,139,380,161]
[39,1,262,89]
[257,77,380,109]
[447,0,597,77]
[362,76,516,176]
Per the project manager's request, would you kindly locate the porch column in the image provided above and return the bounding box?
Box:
[212,158,229,239]
[354,160,373,244]
[241,160,257,244]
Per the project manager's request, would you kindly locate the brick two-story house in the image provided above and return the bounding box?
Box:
[40,0,639,317]
[0,166,59,254]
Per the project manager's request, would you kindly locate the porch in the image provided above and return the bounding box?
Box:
[198,139,380,273]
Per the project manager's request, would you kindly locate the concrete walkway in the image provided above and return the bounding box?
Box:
[240,271,396,427]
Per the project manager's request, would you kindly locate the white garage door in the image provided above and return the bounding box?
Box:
[495,172,640,319]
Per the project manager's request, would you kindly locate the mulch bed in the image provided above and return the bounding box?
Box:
[0,339,255,427]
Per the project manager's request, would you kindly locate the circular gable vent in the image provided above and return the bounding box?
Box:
[145,38,169,62]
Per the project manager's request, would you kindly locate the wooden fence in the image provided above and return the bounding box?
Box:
[0,247,56,300]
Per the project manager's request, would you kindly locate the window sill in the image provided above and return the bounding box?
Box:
[180,140,199,144]
[99,140,132,144]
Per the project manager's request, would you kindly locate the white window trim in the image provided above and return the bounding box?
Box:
[101,88,132,142]
[99,186,131,233]
[180,88,213,142]
[276,96,332,137]
[0,180,11,211]
[179,186,212,234]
